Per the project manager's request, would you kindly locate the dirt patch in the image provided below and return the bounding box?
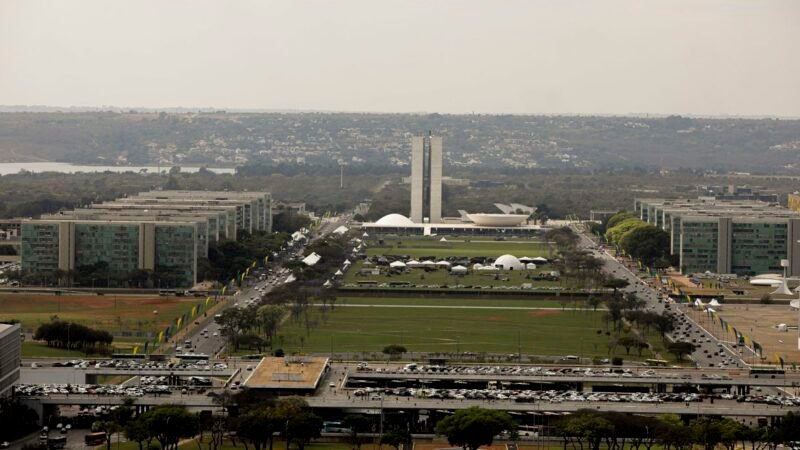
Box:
[528,310,561,317]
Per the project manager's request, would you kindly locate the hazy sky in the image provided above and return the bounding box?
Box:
[1,0,799,116]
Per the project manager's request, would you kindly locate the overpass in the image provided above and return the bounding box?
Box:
[345,371,800,391]
[19,392,799,418]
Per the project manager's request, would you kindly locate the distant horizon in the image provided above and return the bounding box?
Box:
[1,104,798,121]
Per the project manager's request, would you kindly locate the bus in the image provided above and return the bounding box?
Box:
[749,366,785,378]
[85,432,107,446]
[644,359,669,367]
[176,353,210,361]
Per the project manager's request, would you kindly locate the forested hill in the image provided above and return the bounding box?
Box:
[1,111,799,173]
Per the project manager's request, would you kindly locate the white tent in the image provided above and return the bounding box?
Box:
[334,269,344,277]
[531,257,548,263]
[407,260,422,267]
[323,280,333,288]
[362,232,369,237]
[343,259,351,266]
[790,299,800,310]
[284,274,296,284]
[525,263,537,270]
[436,260,451,267]
[389,261,407,268]
[472,263,484,270]
[421,260,436,267]
[450,265,468,273]
[709,299,722,309]
[440,237,447,242]
[302,252,322,266]
[478,265,498,271]
[333,225,349,235]
[519,256,535,263]
[694,298,705,308]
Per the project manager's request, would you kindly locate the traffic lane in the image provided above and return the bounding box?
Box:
[578,233,741,366]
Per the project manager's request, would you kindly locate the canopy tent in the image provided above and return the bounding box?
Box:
[406,260,422,267]
[525,263,537,270]
[450,265,468,273]
[334,269,344,276]
[436,260,452,267]
[531,257,548,264]
[389,261,407,268]
[323,280,333,288]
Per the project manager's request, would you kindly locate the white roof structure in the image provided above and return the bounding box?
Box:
[493,254,525,271]
[531,257,548,263]
[291,231,306,241]
[302,252,322,266]
[343,259,351,266]
[525,263,537,270]
[389,261,406,268]
[751,278,782,287]
[374,214,416,227]
[334,269,344,276]
[790,299,800,310]
[421,260,436,266]
[467,213,528,227]
[323,280,332,288]
[284,274,296,284]
[440,237,447,242]
[451,265,468,273]
[407,260,422,267]
[362,232,369,237]
[333,225,349,235]
[436,260,451,266]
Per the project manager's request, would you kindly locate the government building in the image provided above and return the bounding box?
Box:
[20,190,271,288]
[634,197,800,276]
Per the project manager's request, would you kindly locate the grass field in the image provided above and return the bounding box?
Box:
[277,299,651,360]
[0,294,199,334]
[338,296,571,308]
[366,237,553,258]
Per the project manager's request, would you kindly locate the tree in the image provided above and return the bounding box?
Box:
[619,225,670,266]
[342,414,372,450]
[286,412,323,450]
[380,429,409,450]
[667,341,696,362]
[237,407,278,450]
[124,417,151,450]
[139,405,198,450]
[382,344,407,357]
[435,407,515,450]
[555,410,614,450]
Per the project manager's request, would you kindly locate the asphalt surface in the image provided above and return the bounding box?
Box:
[572,226,751,369]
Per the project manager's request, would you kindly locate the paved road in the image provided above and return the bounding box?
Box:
[180,214,351,357]
[572,226,747,369]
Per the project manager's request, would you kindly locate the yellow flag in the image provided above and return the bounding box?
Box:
[177,317,182,328]
[221,286,227,295]
[158,331,164,343]
[251,260,257,268]
[205,296,211,306]
[133,346,139,355]
[191,306,197,317]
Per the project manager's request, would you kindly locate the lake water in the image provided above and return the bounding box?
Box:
[0,162,236,176]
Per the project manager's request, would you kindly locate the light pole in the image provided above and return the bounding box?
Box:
[378,395,384,450]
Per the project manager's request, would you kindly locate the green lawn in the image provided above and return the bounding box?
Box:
[337,296,571,308]
[366,237,553,258]
[276,303,651,360]
[0,293,202,333]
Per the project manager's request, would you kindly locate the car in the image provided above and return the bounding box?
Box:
[1,442,10,448]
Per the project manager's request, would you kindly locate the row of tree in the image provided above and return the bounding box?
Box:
[34,320,113,352]
[600,212,672,267]
[555,409,800,450]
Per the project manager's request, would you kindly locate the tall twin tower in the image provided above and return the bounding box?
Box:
[409,134,443,223]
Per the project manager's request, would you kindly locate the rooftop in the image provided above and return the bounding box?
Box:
[243,356,329,390]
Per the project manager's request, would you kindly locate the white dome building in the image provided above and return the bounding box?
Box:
[374,214,416,227]
[493,254,525,271]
